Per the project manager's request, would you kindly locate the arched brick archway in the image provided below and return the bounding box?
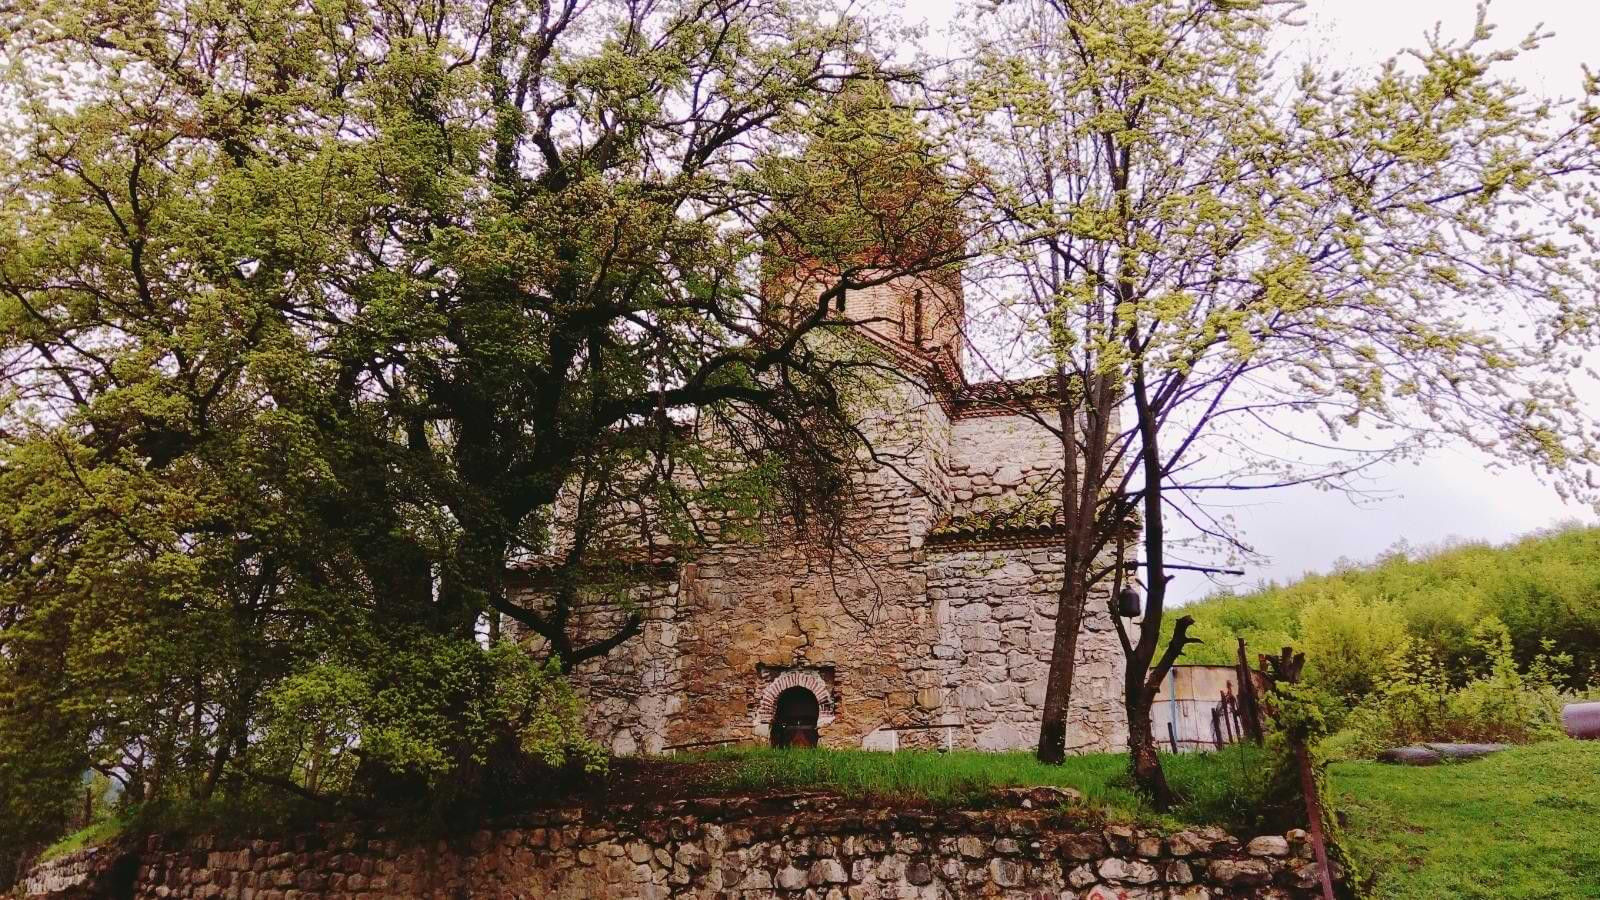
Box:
[754,668,836,726]
[770,687,820,748]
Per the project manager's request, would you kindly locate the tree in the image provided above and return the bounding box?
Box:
[958,0,1600,805]
[0,0,965,838]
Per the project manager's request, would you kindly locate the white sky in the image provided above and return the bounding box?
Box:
[907,0,1600,602]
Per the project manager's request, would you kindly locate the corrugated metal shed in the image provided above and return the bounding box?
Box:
[1151,664,1261,752]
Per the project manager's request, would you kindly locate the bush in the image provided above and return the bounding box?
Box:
[258,635,604,807]
[1166,738,1307,834]
[1343,618,1568,755]
[1299,593,1409,706]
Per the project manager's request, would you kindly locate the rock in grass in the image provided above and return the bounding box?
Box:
[1377,746,1443,765]
[1424,742,1510,760]
[994,785,1084,809]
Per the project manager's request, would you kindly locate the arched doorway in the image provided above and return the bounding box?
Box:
[770,686,820,749]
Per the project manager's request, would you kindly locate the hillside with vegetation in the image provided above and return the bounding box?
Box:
[1168,525,1600,700]
[1163,529,1600,896]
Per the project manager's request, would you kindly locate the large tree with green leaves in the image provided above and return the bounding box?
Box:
[0,0,963,850]
[957,0,1600,803]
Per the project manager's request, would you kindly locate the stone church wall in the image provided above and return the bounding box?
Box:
[511,376,1133,756]
[929,546,1129,754]
[947,411,1063,507]
[559,577,687,756]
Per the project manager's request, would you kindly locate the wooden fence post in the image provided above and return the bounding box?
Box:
[1235,638,1265,744]
[1260,646,1336,900]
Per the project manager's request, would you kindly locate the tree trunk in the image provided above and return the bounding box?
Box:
[1122,363,1200,807]
[1036,582,1087,763]
[197,740,231,802]
[1036,365,1092,764]
[1126,689,1172,809]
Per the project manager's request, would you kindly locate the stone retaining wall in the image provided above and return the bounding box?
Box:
[22,791,1338,899]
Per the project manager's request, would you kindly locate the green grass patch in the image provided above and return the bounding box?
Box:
[1329,740,1600,899]
[687,745,1279,830]
[37,817,127,863]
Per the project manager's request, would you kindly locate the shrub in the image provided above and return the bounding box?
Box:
[1343,618,1568,754]
[1169,526,1600,696]
[258,635,603,804]
[1300,592,1409,705]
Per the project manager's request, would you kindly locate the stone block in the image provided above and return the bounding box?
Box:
[989,858,1026,887]
[738,868,773,889]
[1101,825,1137,855]
[1059,833,1108,861]
[777,865,808,890]
[1206,858,1272,886]
[808,858,849,885]
[1097,857,1158,884]
[1246,835,1289,857]
[905,859,934,886]
[1165,830,1213,857]
[974,723,1024,751]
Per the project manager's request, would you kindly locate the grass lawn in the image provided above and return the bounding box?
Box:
[37,817,127,863]
[1329,740,1600,900]
[691,744,1278,830]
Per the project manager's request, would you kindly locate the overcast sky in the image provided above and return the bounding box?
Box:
[910,0,1600,602]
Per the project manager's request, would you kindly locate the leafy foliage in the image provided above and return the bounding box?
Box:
[1342,620,1570,754]
[0,0,960,866]
[1169,526,1600,698]
[955,0,1600,799]
[258,637,602,798]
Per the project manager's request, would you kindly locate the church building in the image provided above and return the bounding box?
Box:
[508,265,1131,757]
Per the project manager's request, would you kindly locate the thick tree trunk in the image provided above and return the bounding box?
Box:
[1036,582,1087,763]
[1126,692,1172,809]
[1037,366,1093,764]
[1123,612,1199,809]
[197,741,231,802]
[1121,364,1200,806]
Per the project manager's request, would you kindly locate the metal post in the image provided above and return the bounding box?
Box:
[1168,668,1180,752]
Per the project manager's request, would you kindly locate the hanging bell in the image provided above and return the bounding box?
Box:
[1117,584,1142,618]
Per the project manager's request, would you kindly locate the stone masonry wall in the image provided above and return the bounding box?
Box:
[930,547,1129,754]
[560,578,687,757]
[22,792,1339,900]
[946,414,1062,510]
